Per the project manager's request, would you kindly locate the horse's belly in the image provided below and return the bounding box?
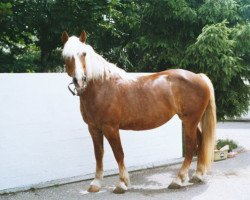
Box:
[119,110,174,131]
[118,74,176,130]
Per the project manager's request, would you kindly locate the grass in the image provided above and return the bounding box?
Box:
[216,139,238,152]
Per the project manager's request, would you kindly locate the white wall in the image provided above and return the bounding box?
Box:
[0,73,182,193]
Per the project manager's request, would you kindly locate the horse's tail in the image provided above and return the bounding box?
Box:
[199,74,217,171]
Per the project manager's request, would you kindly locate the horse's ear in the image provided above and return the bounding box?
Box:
[79,31,87,43]
[61,31,69,44]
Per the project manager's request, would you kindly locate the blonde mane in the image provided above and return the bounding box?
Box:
[62,36,135,82]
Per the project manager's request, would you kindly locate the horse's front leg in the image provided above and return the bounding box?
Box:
[88,125,104,193]
[102,125,130,194]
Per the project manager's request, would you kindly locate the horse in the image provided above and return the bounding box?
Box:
[61,31,216,194]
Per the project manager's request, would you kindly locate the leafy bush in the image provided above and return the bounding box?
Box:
[216,139,238,152]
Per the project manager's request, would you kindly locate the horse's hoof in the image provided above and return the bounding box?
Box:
[168,182,182,189]
[88,185,100,193]
[189,175,203,184]
[113,182,127,194]
[113,186,126,194]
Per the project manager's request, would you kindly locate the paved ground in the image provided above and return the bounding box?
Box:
[0,122,249,200]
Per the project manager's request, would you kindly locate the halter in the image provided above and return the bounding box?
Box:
[68,78,87,96]
[68,82,79,96]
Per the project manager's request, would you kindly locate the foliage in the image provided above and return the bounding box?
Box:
[198,0,240,24]
[181,21,250,119]
[238,0,250,20]
[216,139,238,152]
[124,0,199,72]
[232,23,250,82]
[0,0,249,120]
[0,2,12,21]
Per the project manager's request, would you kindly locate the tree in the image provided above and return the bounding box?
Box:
[198,0,240,25]
[181,21,249,119]
[0,0,249,120]
[1,0,111,72]
[124,0,199,72]
[0,1,39,72]
[0,1,13,72]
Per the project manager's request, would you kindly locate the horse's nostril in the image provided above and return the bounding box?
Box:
[73,77,77,84]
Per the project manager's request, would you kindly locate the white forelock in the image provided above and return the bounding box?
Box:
[62,36,89,58]
[62,36,136,82]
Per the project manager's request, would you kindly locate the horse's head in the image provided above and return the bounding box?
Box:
[61,31,88,94]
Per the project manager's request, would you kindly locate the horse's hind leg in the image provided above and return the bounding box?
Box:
[88,125,104,193]
[102,125,130,194]
[190,127,206,183]
[168,118,198,189]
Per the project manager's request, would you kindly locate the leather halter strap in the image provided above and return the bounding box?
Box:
[68,82,79,96]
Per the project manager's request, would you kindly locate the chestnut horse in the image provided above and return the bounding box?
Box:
[61,31,216,194]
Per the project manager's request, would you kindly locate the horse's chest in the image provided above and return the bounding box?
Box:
[80,96,119,125]
[80,102,97,122]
